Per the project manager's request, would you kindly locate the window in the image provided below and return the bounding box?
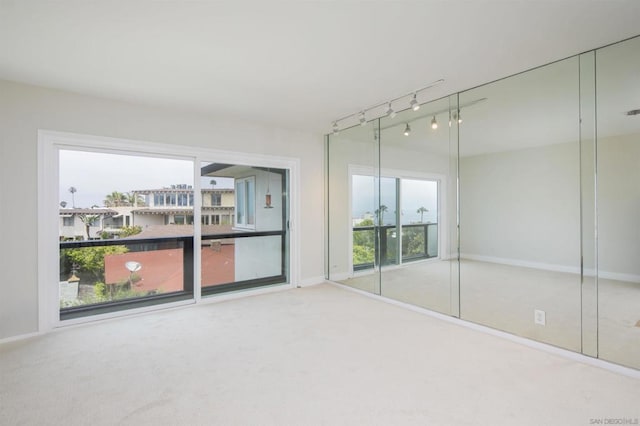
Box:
[178,193,189,206]
[235,176,255,229]
[202,215,210,225]
[212,214,220,225]
[56,148,194,320]
[153,193,165,206]
[351,174,439,270]
[211,193,222,206]
[41,131,297,329]
[62,216,74,226]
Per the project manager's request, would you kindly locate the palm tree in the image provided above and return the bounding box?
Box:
[125,192,145,207]
[68,186,77,208]
[104,191,127,207]
[78,214,99,240]
[210,179,217,189]
[417,206,429,223]
[375,204,388,225]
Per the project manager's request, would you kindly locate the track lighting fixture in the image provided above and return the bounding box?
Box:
[328,79,446,134]
[403,123,411,136]
[431,116,438,130]
[410,93,420,111]
[385,102,396,119]
[457,111,462,124]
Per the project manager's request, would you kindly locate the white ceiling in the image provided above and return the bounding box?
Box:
[1,1,639,134]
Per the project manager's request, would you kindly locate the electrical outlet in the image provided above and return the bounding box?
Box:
[534,309,546,326]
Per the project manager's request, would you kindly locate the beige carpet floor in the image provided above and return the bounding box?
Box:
[338,259,640,370]
[1,283,639,425]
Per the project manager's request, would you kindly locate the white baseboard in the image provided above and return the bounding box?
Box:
[461,253,580,275]
[298,276,326,287]
[0,331,43,345]
[461,253,640,283]
[329,272,351,281]
[598,270,640,283]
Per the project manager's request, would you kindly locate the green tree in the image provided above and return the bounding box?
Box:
[77,214,100,240]
[104,191,127,207]
[63,245,129,283]
[353,244,375,265]
[125,192,145,207]
[375,205,388,225]
[119,225,142,237]
[417,206,429,223]
[68,186,77,208]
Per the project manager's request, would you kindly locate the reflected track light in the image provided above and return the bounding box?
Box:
[431,116,438,130]
[410,93,420,111]
[329,79,445,133]
[403,123,411,136]
[332,122,339,134]
[385,102,396,118]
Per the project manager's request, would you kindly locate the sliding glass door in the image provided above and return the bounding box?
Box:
[57,147,291,321]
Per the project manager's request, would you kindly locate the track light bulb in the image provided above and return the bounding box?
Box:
[359,111,366,126]
[332,122,339,134]
[457,111,462,124]
[431,116,438,130]
[403,123,411,136]
[385,103,396,119]
[410,93,420,111]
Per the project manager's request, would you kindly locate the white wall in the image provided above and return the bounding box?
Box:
[597,133,640,279]
[0,79,324,340]
[232,168,284,281]
[459,141,581,270]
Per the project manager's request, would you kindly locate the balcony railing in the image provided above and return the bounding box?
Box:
[59,236,194,320]
[353,223,437,271]
[59,229,288,319]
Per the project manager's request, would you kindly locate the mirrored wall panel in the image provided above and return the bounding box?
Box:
[595,36,640,370]
[327,120,380,294]
[458,56,583,351]
[326,35,640,371]
[377,96,458,314]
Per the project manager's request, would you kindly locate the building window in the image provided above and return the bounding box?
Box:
[178,193,189,206]
[211,193,222,206]
[202,215,210,225]
[154,193,165,206]
[212,214,220,225]
[62,216,74,226]
[167,193,176,206]
[235,176,255,229]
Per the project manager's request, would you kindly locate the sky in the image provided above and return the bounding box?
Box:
[352,175,438,225]
[59,150,234,208]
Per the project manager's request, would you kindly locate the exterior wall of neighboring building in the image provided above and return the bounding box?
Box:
[221,169,285,282]
[59,209,117,240]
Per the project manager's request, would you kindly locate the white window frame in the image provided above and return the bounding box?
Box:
[38,130,300,332]
[234,176,256,230]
